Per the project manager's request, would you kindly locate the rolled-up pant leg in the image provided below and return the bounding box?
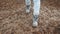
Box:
[33,0,40,27]
[25,0,31,13]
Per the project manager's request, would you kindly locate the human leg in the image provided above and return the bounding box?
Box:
[33,0,40,27]
[25,0,31,13]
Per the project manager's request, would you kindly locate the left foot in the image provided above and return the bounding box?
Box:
[26,9,30,13]
[26,5,30,13]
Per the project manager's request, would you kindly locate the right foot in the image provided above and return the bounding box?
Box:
[32,21,38,27]
[32,15,39,27]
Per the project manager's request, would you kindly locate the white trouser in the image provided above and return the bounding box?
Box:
[25,0,40,27]
[33,0,40,15]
